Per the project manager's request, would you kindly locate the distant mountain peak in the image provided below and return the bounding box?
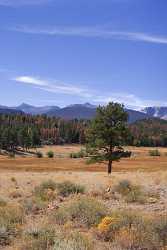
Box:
[1,103,167,122]
[67,103,96,109]
[18,103,34,108]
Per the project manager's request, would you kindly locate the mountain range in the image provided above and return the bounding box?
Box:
[142,107,167,120]
[0,103,167,123]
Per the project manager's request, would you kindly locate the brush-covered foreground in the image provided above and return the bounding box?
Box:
[0,169,167,250]
[1,145,167,249]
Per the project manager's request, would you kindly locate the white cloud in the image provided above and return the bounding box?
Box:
[15,76,47,86]
[12,75,167,110]
[13,75,92,98]
[0,0,52,6]
[94,93,167,110]
[11,25,167,45]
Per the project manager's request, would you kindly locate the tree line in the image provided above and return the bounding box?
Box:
[0,114,88,151]
[0,112,167,152]
[129,118,167,147]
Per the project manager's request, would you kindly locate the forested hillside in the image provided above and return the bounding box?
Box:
[0,114,167,152]
[0,114,88,151]
[129,118,167,146]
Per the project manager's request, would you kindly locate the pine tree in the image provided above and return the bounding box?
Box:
[86,102,130,174]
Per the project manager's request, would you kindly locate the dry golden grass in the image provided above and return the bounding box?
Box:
[0,145,167,172]
[0,145,167,249]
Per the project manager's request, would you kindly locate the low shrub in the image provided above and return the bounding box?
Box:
[11,177,17,183]
[56,181,85,197]
[8,152,15,158]
[114,180,147,204]
[0,197,7,207]
[69,149,88,159]
[39,180,57,190]
[9,190,22,199]
[53,231,93,250]
[54,196,107,228]
[121,151,132,158]
[96,211,167,249]
[22,223,55,250]
[34,180,57,202]
[23,197,48,214]
[46,150,54,158]
[149,149,161,156]
[0,203,24,246]
[36,151,43,158]
[97,211,150,243]
[0,203,24,225]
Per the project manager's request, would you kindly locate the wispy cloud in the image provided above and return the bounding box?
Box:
[11,25,167,45]
[12,75,167,109]
[94,93,167,110]
[13,76,92,98]
[0,0,52,6]
[15,76,46,86]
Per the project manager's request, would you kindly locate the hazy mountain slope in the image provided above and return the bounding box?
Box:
[142,107,167,120]
[14,103,60,115]
[0,102,152,122]
[126,109,152,123]
[47,104,151,122]
[0,108,23,115]
[47,104,96,119]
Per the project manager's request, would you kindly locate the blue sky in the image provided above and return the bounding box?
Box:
[1,0,167,109]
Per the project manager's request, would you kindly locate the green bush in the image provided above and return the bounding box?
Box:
[69,149,88,159]
[36,151,43,158]
[149,149,161,156]
[54,196,107,228]
[56,181,85,197]
[46,150,54,158]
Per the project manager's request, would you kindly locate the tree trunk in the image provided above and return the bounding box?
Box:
[108,160,112,174]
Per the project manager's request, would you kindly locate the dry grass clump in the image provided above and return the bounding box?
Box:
[20,221,55,250]
[0,197,7,207]
[36,151,43,158]
[56,181,85,197]
[0,202,24,246]
[11,177,17,183]
[9,190,22,199]
[34,180,85,201]
[149,149,161,156]
[34,180,57,202]
[54,196,107,228]
[53,231,93,250]
[95,211,167,250]
[25,180,85,214]
[114,180,148,203]
[23,197,48,214]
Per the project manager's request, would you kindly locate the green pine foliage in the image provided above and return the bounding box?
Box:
[86,102,130,174]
